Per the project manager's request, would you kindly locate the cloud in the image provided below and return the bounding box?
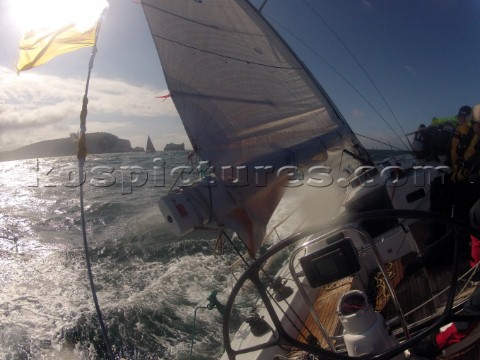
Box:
[1,101,78,131]
[0,66,180,151]
[88,76,177,117]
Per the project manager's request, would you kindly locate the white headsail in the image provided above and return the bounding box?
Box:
[142,0,371,253]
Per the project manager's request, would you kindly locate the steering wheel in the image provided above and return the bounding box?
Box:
[222,209,480,359]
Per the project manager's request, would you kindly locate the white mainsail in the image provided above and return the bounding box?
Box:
[142,0,371,253]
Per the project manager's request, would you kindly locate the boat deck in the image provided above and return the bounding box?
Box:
[295,220,478,355]
[298,277,353,348]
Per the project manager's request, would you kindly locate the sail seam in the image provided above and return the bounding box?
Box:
[152,34,302,70]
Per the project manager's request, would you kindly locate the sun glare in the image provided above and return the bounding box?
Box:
[12,0,109,33]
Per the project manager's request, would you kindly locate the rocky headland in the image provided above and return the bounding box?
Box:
[0,132,143,161]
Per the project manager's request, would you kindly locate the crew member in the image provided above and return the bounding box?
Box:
[413,106,480,357]
[451,105,473,182]
[429,106,473,263]
[430,106,472,217]
[452,105,479,222]
[461,105,480,282]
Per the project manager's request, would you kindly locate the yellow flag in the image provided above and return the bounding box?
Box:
[16,22,97,72]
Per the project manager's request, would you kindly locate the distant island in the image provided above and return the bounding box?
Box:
[0,132,144,161]
[164,143,185,151]
[0,135,408,162]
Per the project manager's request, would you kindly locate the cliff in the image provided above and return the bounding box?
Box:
[0,132,140,161]
[164,143,185,151]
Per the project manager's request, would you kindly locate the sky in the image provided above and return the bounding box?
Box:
[0,0,479,153]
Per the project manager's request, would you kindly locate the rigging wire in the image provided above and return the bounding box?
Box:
[260,7,409,151]
[355,133,407,152]
[76,13,114,360]
[300,0,412,151]
[264,14,409,151]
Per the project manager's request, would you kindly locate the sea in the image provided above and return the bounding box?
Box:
[0,149,405,359]
[0,151,272,360]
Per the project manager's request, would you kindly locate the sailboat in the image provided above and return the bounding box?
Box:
[139,1,480,359]
[145,135,156,153]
